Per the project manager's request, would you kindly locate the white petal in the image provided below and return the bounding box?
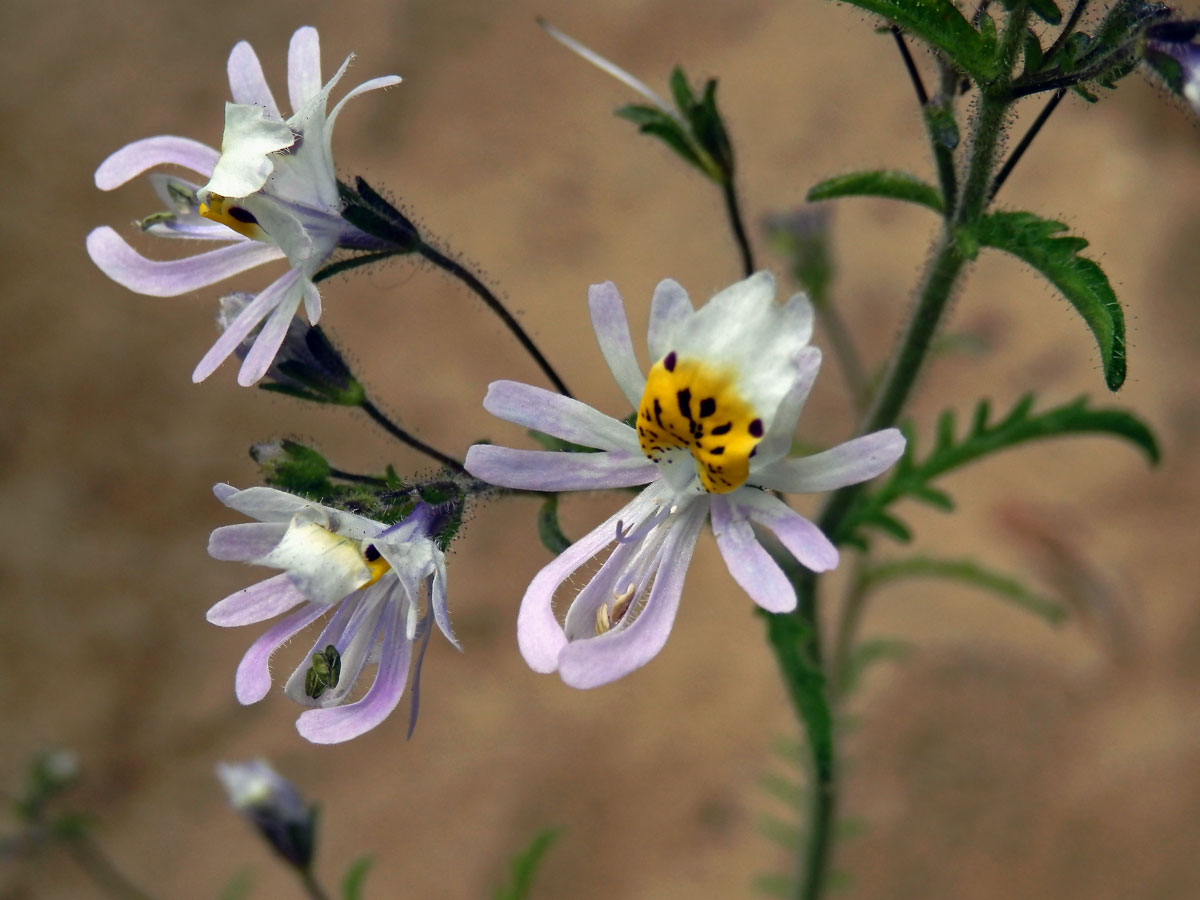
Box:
[287,27,323,113]
[751,347,822,470]
[259,516,371,606]
[752,428,907,494]
[227,40,281,118]
[710,495,796,612]
[588,281,645,410]
[204,103,296,199]
[326,75,403,139]
[646,278,692,362]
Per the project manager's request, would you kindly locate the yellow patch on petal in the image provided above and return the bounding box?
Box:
[361,545,393,588]
[636,351,764,493]
[199,193,266,240]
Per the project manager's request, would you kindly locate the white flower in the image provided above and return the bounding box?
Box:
[207,486,456,743]
[465,273,905,688]
[86,27,401,385]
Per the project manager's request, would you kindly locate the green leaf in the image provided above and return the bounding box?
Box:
[493,827,562,900]
[341,855,373,900]
[839,638,911,695]
[1023,28,1045,76]
[537,496,572,554]
[1027,0,1063,26]
[762,610,834,781]
[843,0,998,82]
[807,170,943,213]
[842,394,1159,543]
[756,813,801,849]
[976,211,1126,389]
[614,104,707,173]
[860,556,1066,622]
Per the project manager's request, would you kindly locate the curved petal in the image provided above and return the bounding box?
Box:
[646,278,693,362]
[733,489,838,573]
[94,136,220,189]
[227,40,281,117]
[465,445,657,491]
[588,281,645,409]
[557,501,706,688]
[237,278,306,386]
[192,269,298,383]
[517,485,667,673]
[752,428,907,494]
[234,601,328,704]
[287,27,324,113]
[207,573,308,626]
[208,522,287,561]
[751,346,823,470]
[302,277,321,324]
[710,496,796,612]
[218,484,315,521]
[326,75,403,137]
[482,380,639,452]
[86,226,283,297]
[429,563,460,650]
[296,600,413,743]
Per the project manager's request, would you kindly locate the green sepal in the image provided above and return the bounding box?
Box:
[859,555,1065,622]
[337,177,421,251]
[806,170,943,213]
[253,440,335,498]
[841,394,1159,545]
[975,211,1126,389]
[493,827,562,900]
[537,495,572,554]
[615,104,709,173]
[341,856,373,900]
[844,0,998,82]
[1027,0,1063,27]
[1023,29,1045,76]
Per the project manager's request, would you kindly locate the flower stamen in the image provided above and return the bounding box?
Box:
[594,584,637,635]
[198,192,266,240]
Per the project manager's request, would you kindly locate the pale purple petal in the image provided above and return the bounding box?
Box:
[516,486,666,673]
[227,40,281,118]
[143,221,241,241]
[752,429,907,494]
[213,483,238,504]
[326,75,403,135]
[646,278,693,362]
[296,601,413,743]
[287,27,323,113]
[207,573,308,626]
[282,590,381,706]
[208,522,287,561]
[588,281,645,409]
[94,137,219,190]
[482,380,639,452]
[192,269,299,383]
[465,445,657,491]
[752,347,823,470]
[86,227,284,297]
[217,484,313,522]
[557,502,706,688]
[302,277,321,324]
[710,495,796,612]
[733,489,838,573]
[234,602,328,704]
[237,278,305,386]
[429,564,460,650]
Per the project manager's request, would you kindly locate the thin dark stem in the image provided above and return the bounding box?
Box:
[312,250,404,285]
[721,178,756,277]
[417,242,572,397]
[990,89,1066,200]
[890,28,929,106]
[327,467,389,486]
[299,869,332,900]
[1043,0,1089,64]
[360,398,466,474]
[64,835,158,900]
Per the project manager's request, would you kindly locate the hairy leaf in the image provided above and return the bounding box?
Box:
[860,556,1066,622]
[807,170,943,212]
[977,211,1126,389]
[493,828,562,900]
[841,394,1159,544]
[844,0,998,82]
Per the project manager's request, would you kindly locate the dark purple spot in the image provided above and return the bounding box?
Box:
[709,445,725,456]
[711,422,732,436]
[664,351,677,372]
[676,388,693,419]
[698,397,716,418]
[749,418,764,437]
[749,448,757,458]
[364,544,381,561]
[228,206,258,224]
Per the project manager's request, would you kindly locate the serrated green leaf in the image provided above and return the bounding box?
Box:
[1028,0,1063,26]
[807,170,943,212]
[842,394,1159,543]
[341,855,373,900]
[613,103,668,126]
[976,211,1126,389]
[537,496,572,554]
[757,814,801,848]
[493,828,562,900]
[846,0,997,82]
[911,484,955,510]
[978,11,998,56]
[860,555,1067,622]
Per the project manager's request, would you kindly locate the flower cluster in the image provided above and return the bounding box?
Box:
[466,273,905,687]
[86,27,400,385]
[207,485,457,743]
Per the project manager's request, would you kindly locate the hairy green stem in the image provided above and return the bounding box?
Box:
[768,9,1028,898]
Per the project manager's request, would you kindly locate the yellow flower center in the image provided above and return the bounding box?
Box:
[198,193,266,240]
[636,351,764,494]
[362,544,392,588]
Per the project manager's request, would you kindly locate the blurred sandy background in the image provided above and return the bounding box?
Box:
[4,0,1200,897]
